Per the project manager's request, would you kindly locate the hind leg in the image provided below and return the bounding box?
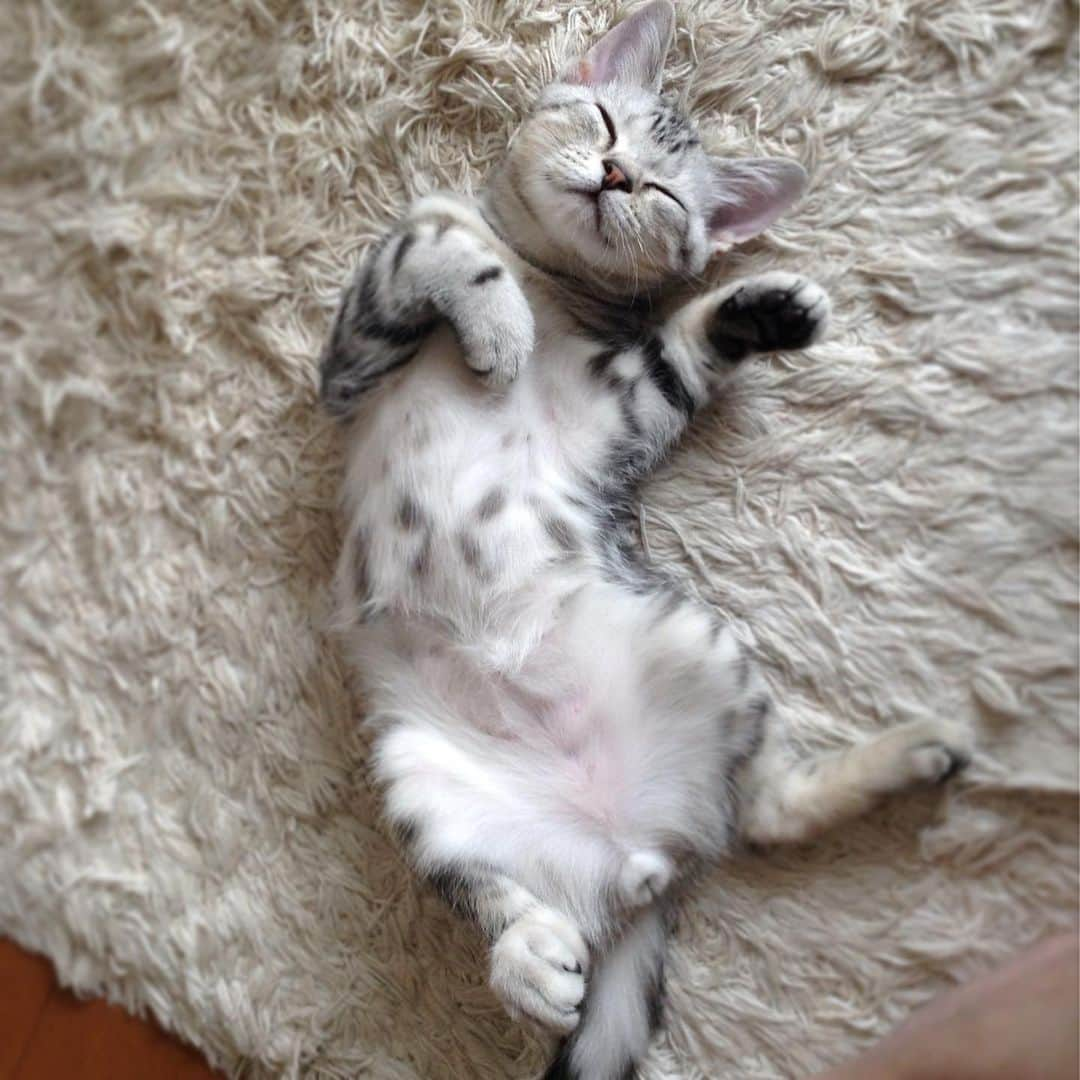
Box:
[374,717,593,1031]
[737,716,974,846]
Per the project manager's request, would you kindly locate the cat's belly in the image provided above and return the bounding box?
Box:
[375,573,684,839]
[412,641,629,828]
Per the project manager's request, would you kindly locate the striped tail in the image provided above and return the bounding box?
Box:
[543,905,669,1080]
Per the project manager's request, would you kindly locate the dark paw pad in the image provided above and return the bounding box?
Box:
[707,276,829,362]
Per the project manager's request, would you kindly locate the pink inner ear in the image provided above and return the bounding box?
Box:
[708,159,808,246]
[562,0,675,91]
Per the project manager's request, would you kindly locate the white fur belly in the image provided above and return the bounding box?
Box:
[414,640,628,827]
[338,323,618,635]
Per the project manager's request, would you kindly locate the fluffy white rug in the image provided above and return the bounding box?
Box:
[2,1,1077,1077]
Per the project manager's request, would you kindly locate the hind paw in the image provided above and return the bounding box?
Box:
[490,908,589,1032]
[869,720,974,794]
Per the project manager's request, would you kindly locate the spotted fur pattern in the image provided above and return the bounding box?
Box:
[319,4,972,1078]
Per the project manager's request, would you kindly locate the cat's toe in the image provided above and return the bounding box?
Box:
[908,741,972,784]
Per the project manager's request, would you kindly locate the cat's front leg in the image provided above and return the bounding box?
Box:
[320,195,534,417]
[662,271,830,389]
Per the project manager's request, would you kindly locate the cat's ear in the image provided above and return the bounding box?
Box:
[706,158,808,249]
[562,0,676,92]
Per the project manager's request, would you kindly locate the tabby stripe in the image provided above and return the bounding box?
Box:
[353,350,417,389]
[643,337,696,418]
[471,266,503,285]
[588,348,619,380]
[352,262,434,346]
[533,100,577,115]
[391,231,416,277]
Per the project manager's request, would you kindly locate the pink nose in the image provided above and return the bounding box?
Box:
[600,159,632,193]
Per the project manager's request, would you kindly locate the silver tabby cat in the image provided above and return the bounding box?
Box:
[318,4,971,1077]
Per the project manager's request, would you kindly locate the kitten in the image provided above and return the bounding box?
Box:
[318,3,971,1077]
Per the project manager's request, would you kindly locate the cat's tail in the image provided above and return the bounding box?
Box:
[543,904,669,1080]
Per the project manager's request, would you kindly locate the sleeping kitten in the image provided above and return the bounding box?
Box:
[318,3,971,1077]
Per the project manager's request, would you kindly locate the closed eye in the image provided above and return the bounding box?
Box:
[595,103,617,149]
[644,182,686,213]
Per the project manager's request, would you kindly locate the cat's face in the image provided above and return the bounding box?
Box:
[507,80,715,283]
[489,1,807,290]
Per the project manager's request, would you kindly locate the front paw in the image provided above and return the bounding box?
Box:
[489,908,589,1032]
[708,272,830,361]
[457,271,535,388]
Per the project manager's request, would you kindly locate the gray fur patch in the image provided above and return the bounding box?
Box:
[412,422,431,450]
[431,215,455,240]
[353,529,371,602]
[542,513,579,554]
[396,494,425,531]
[412,530,432,578]
[736,645,751,691]
[392,231,416,277]
[457,530,487,575]
[653,589,684,624]
[476,486,507,522]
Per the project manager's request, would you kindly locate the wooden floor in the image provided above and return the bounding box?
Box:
[0,939,219,1080]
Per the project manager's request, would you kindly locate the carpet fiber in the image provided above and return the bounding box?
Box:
[2,1,1077,1077]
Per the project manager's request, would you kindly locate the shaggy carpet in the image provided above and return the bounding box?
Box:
[2,1,1077,1077]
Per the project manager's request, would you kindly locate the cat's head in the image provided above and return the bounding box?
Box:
[487,0,806,290]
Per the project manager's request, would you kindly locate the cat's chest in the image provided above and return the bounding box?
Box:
[343,335,610,617]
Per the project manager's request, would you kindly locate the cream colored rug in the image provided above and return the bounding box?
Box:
[2,1,1077,1077]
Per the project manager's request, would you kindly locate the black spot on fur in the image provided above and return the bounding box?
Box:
[542,514,579,554]
[457,530,485,572]
[476,486,506,522]
[396,493,425,531]
[470,265,503,285]
[412,529,432,577]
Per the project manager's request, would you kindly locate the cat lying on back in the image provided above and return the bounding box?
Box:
[318,3,971,1077]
